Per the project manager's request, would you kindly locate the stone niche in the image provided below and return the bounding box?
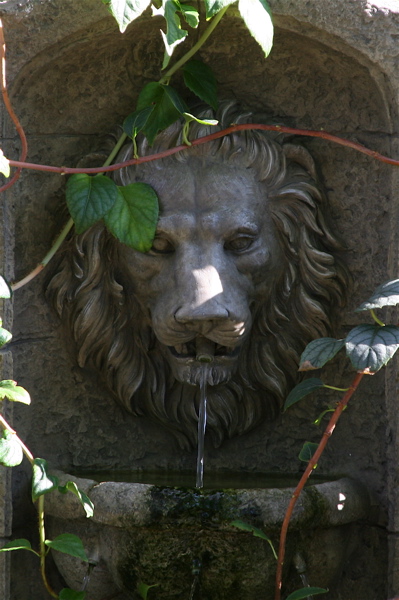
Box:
[1,1,399,599]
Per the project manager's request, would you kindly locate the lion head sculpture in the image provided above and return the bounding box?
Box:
[47,102,348,450]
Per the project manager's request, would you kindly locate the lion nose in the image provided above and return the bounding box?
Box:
[175,303,230,325]
[174,265,230,325]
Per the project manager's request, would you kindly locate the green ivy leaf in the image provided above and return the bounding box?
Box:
[0,276,12,299]
[345,324,399,373]
[45,533,88,562]
[154,0,188,69]
[230,520,277,559]
[298,338,345,371]
[0,380,30,404]
[0,325,12,348]
[137,582,159,600]
[204,0,236,19]
[137,83,187,144]
[32,458,59,502]
[103,0,152,33]
[104,183,159,251]
[0,149,10,178]
[0,430,23,467]
[183,113,218,126]
[183,60,218,110]
[285,588,328,600]
[59,589,86,600]
[179,3,199,28]
[298,441,319,463]
[0,539,39,556]
[66,174,118,234]
[58,481,94,518]
[123,107,154,140]
[356,279,399,311]
[283,378,324,412]
[238,0,274,57]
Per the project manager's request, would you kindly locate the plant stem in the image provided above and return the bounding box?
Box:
[11,218,74,291]
[7,124,399,176]
[8,121,399,290]
[274,371,365,600]
[323,384,350,392]
[38,495,58,599]
[0,414,34,463]
[370,309,385,327]
[102,133,127,167]
[159,6,229,84]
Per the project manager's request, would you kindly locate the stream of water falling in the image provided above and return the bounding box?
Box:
[196,366,208,488]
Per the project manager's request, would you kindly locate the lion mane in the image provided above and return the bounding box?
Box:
[47,102,348,450]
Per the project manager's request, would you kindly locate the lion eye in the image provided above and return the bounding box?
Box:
[224,236,254,253]
[150,236,175,255]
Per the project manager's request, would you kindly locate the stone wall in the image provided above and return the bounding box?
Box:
[1,0,399,598]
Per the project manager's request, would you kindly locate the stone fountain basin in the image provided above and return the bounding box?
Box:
[45,472,373,600]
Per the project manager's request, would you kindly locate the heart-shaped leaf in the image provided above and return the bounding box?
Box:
[183,113,218,127]
[230,520,277,559]
[58,481,94,518]
[32,458,59,502]
[179,4,199,28]
[345,324,399,373]
[284,378,324,411]
[204,0,236,19]
[66,174,118,234]
[45,533,88,562]
[0,539,34,552]
[356,279,399,311]
[103,0,151,33]
[238,0,274,58]
[298,441,319,463]
[299,338,345,371]
[104,183,159,251]
[0,380,30,404]
[123,107,154,140]
[137,83,187,144]
[183,60,218,110]
[0,430,23,467]
[154,0,188,68]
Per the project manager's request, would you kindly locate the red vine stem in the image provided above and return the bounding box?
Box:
[0,19,28,193]
[4,123,399,177]
[274,371,365,600]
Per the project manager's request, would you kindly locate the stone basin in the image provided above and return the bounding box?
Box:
[45,472,373,600]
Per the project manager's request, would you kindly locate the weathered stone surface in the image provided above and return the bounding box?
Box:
[45,474,373,599]
[0,1,398,598]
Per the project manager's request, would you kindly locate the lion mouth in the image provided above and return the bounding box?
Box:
[163,337,240,386]
[168,339,239,361]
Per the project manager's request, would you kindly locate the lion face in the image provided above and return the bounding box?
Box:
[118,159,282,387]
[48,102,348,449]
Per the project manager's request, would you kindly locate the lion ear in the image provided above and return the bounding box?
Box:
[282,143,317,180]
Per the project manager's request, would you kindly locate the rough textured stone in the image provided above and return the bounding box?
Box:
[0,1,398,598]
[45,474,372,599]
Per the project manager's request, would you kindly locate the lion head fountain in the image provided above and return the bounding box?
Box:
[44,103,363,600]
[47,102,347,450]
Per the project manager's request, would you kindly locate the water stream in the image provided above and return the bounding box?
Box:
[196,366,208,488]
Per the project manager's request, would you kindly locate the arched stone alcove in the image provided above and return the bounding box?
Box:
[1,1,398,598]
